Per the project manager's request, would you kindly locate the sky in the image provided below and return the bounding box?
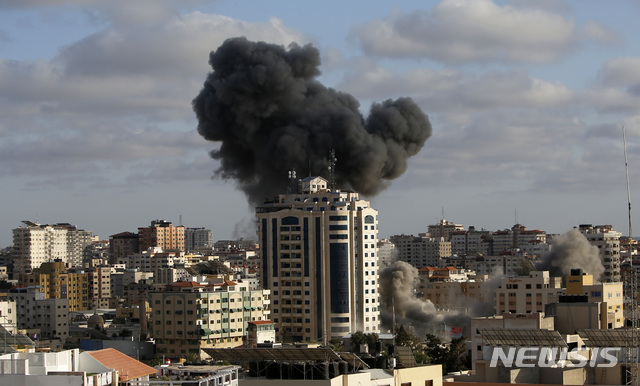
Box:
[2,0,640,248]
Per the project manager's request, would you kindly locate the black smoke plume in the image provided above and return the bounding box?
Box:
[537,228,604,279]
[193,37,432,204]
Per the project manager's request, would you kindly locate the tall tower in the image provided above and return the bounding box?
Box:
[256,176,380,343]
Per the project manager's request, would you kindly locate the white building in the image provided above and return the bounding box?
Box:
[8,286,69,339]
[12,221,93,275]
[390,234,451,268]
[185,227,214,251]
[256,176,380,342]
[578,224,622,282]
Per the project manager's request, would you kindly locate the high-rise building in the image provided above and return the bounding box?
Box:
[185,228,214,251]
[138,220,185,252]
[12,221,92,275]
[256,176,380,343]
[578,224,622,282]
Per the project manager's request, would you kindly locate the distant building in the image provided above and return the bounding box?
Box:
[8,286,68,339]
[185,227,214,251]
[12,221,92,275]
[492,224,547,256]
[18,261,90,311]
[428,218,463,241]
[390,234,451,268]
[138,220,185,252]
[109,232,139,264]
[450,226,493,256]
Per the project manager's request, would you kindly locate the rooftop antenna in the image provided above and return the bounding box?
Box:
[287,169,297,194]
[328,149,337,192]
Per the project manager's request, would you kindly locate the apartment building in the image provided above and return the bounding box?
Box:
[256,176,380,342]
[8,286,69,339]
[495,271,564,314]
[18,261,90,311]
[89,267,112,309]
[109,232,139,264]
[492,224,548,256]
[578,224,622,282]
[565,269,624,329]
[185,227,214,251]
[390,234,451,268]
[427,218,463,240]
[138,220,185,252]
[450,226,493,256]
[149,281,271,358]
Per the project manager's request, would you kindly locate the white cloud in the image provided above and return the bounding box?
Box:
[350,0,578,64]
[339,65,575,115]
[0,10,305,181]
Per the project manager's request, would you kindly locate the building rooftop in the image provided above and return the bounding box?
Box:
[88,348,157,382]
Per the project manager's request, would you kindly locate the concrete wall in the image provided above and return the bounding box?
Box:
[0,374,85,385]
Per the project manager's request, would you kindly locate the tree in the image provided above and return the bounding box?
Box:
[444,336,470,373]
[424,333,447,364]
[350,331,367,353]
[396,325,420,348]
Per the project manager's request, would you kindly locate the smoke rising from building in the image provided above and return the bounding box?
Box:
[537,228,604,279]
[379,261,471,337]
[193,37,432,204]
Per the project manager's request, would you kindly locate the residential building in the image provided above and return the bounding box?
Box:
[185,227,214,251]
[138,220,185,252]
[376,239,396,268]
[12,221,67,275]
[428,218,463,240]
[578,224,622,282]
[89,267,112,309]
[492,224,547,256]
[495,271,564,314]
[390,234,451,268]
[450,226,493,256]
[472,251,537,277]
[18,261,90,311]
[256,176,380,342]
[12,222,95,276]
[149,280,271,358]
[565,269,624,329]
[8,286,68,339]
[109,232,139,264]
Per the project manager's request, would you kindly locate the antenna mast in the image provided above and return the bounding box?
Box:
[328,149,337,192]
[623,125,638,386]
[288,170,297,194]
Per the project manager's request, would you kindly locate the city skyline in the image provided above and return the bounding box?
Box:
[2,1,640,248]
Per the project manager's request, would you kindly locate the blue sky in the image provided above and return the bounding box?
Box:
[2,0,640,247]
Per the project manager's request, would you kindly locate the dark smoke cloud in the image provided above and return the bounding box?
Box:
[537,228,604,279]
[193,37,432,204]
